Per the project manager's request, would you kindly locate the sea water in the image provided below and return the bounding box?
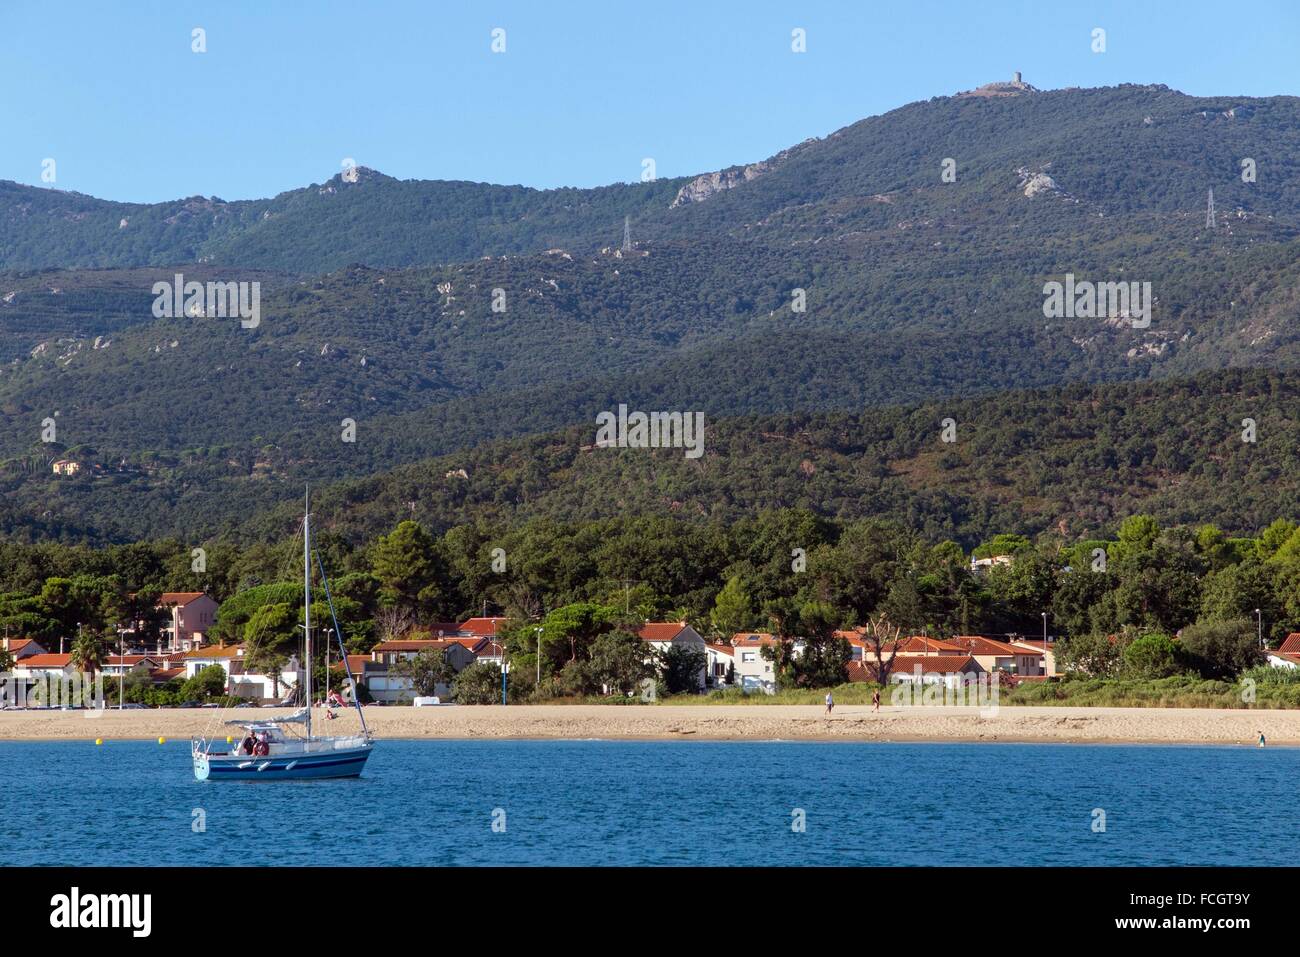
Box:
[0,739,1290,866]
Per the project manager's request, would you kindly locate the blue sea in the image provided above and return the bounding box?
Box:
[1,739,1292,866]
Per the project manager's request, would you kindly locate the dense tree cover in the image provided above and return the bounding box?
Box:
[3,510,1297,689]
[7,366,1300,545]
[0,169,686,273]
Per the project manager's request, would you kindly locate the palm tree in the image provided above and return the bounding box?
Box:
[69,631,107,708]
[70,631,106,675]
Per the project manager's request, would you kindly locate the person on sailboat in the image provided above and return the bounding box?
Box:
[241,731,257,755]
[253,733,270,756]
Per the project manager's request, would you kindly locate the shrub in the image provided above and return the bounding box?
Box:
[1179,619,1259,679]
[451,662,502,705]
[1122,633,1182,679]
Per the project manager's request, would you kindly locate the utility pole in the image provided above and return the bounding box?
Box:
[1206,188,1216,230]
[609,579,643,614]
[1041,612,1048,676]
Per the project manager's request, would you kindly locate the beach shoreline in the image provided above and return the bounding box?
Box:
[0,704,1295,746]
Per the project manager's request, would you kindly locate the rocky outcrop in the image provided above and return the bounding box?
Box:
[671,162,770,207]
[670,139,815,207]
[1015,165,1060,197]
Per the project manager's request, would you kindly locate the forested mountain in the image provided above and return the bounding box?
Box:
[5,84,1299,273]
[4,368,1300,547]
[3,82,1300,545]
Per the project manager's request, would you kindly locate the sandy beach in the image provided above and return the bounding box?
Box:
[0,703,1296,745]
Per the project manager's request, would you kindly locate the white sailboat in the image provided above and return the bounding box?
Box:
[192,489,375,781]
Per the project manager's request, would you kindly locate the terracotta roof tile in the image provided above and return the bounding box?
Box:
[638,622,689,642]
[158,592,208,606]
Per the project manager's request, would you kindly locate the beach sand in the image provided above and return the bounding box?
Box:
[0,703,1295,745]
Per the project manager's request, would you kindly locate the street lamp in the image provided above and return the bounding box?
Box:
[534,627,544,686]
[1256,609,1263,649]
[1040,612,1048,676]
[501,659,510,706]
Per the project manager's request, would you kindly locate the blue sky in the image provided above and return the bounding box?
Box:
[3,0,1297,203]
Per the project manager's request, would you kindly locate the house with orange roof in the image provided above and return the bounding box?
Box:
[730,632,779,693]
[637,622,707,691]
[1264,636,1300,671]
[947,636,1044,675]
[102,654,164,677]
[458,617,506,638]
[182,643,245,679]
[148,666,185,685]
[157,592,218,652]
[846,632,964,663]
[1276,633,1300,655]
[12,653,73,678]
[8,653,84,708]
[886,654,984,688]
[1,637,46,661]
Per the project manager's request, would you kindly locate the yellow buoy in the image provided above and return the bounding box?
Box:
[226,735,233,744]
[95,738,103,746]
[158,736,166,745]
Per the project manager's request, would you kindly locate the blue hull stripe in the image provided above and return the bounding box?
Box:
[207,754,369,773]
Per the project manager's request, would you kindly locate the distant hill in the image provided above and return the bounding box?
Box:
[4,82,1300,544]
[4,84,1299,274]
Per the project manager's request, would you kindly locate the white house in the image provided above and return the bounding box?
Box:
[730,633,779,694]
[705,643,734,688]
[1263,633,1300,670]
[182,644,245,679]
[182,644,301,701]
[970,554,1014,574]
[637,622,707,691]
[9,653,81,707]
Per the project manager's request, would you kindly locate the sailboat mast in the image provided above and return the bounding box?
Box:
[304,487,312,740]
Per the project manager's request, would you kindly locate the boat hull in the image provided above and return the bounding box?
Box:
[193,742,373,781]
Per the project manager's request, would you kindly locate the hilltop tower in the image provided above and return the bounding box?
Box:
[622,216,632,251]
[1206,188,1216,230]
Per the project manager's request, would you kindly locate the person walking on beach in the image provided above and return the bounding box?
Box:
[871,689,880,712]
[1259,731,1266,748]
[825,691,834,715]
